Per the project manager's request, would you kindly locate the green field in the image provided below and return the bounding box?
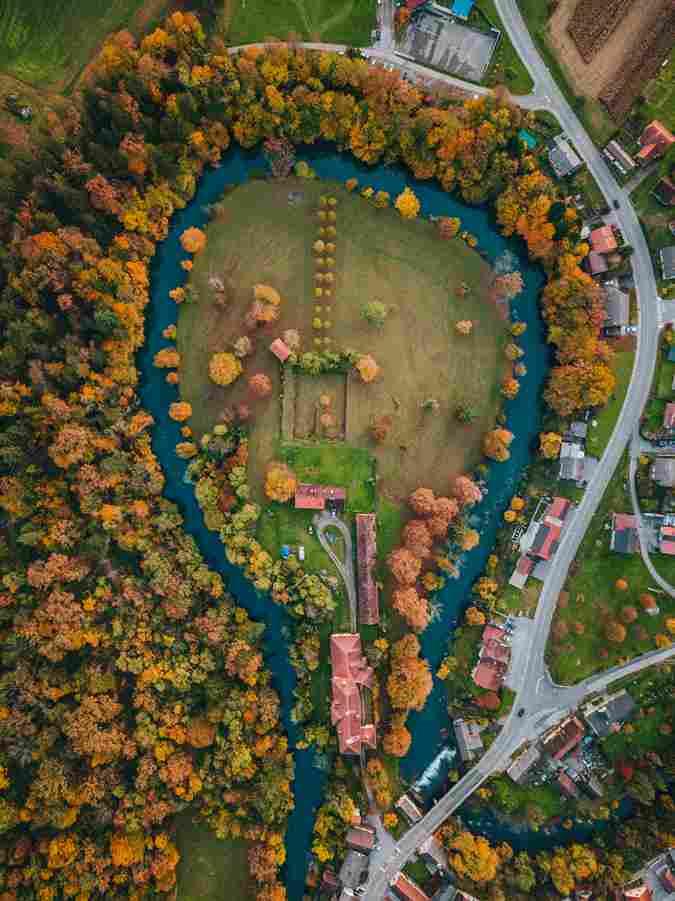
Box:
[585,349,635,458]
[547,455,675,685]
[472,0,534,95]
[219,0,376,46]
[0,0,152,88]
[175,813,251,901]
[632,172,675,295]
[643,49,675,127]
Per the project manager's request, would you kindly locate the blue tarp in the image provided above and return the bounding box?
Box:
[451,0,474,18]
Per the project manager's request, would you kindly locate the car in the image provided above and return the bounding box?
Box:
[517,708,525,718]
[613,199,620,209]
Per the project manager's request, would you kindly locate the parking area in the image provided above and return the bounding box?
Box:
[396,8,499,82]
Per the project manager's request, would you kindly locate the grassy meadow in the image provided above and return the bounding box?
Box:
[218,0,376,46]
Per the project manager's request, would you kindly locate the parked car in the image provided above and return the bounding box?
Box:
[613,199,620,209]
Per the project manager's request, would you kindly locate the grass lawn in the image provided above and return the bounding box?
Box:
[642,48,675,127]
[218,0,376,46]
[0,0,160,89]
[470,0,533,94]
[585,348,635,458]
[516,0,616,147]
[546,455,675,685]
[488,774,565,820]
[178,178,503,510]
[175,813,251,901]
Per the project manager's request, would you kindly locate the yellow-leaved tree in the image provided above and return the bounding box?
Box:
[395,187,420,219]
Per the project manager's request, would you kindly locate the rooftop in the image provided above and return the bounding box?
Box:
[541,715,585,761]
[396,793,424,824]
[610,513,638,555]
[295,483,346,511]
[549,136,582,178]
[506,744,541,784]
[590,225,618,255]
[391,872,432,901]
[652,458,675,487]
[473,658,506,691]
[269,338,291,362]
[583,690,635,738]
[330,634,375,755]
[664,401,675,429]
[660,246,675,281]
[346,825,377,853]
[603,283,630,328]
[453,718,484,763]
[587,250,609,275]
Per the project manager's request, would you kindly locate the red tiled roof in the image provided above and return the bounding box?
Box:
[473,659,506,691]
[613,513,637,531]
[665,402,675,429]
[545,497,571,524]
[542,716,585,761]
[516,555,535,575]
[623,887,652,901]
[590,225,618,255]
[639,120,675,160]
[588,250,609,275]
[661,539,675,555]
[356,513,379,626]
[482,624,505,642]
[482,638,510,663]
[295,483,346,510]
[406,0,428,8]
[346,826,376,852]
[391,873,431,901]
[269,338,291,362]
[330,634,375,755]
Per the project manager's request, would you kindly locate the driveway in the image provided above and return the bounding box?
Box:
[314,511,358,631]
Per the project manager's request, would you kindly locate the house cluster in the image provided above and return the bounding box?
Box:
[330,633,376,755]
[558,420,599,484]
[610,507,675,558]
[617,847,675,901]
[471,622,512,692]
[509,497,575,589]
[603,118,674,182]
[505,690,635,801]
[320,815,378,899]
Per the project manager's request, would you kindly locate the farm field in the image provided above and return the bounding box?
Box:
[546,455,675,685]
[219,0,377,47]
[0,0,158,89]
[177,178,503,515]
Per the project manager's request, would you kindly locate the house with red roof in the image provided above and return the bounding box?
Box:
[482,624,506,642]
[541,716,585,762]
[269,338,291,362]
[390,872,431,901]
[660,525,675,556]
[295,483,346,511]
[330,634,376,755]
[356,513,379,626]
[590,225,618,255]
[610,513,639,555]
[637,120,675,163]
[664,402,675,430]
[587,250,609,276]
[346,825,377,853]
[620,886,652,901]
[473,658,507,691]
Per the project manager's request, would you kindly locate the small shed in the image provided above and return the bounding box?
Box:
[269,338,291,362]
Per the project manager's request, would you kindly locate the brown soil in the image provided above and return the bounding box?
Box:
[547,0,668,103]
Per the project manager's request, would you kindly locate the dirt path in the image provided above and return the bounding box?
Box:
[547,0,667,100]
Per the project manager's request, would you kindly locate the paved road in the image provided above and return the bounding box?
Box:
[360,2,668,896]
[314,512,358,631]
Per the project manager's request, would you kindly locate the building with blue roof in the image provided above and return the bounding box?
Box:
[451,0,474,19]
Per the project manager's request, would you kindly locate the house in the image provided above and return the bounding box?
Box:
[482,624,506,642]
[620,886,652,901]
[590,225,618,255]
[660,525,675,555]
[637,119,675,163]
[587,250,609,276]
[295,483,346,511]
[610,513,639,554]
[506,745,541,784]
[652,458,675,487]
[396,794,424,824]
[346,825,377,854]
[356,513,379,626]
[481,638,510,663]
[664,402,675,429]
[320,868,340,897]
[391,873,431,901]
[339,849,369,891]
[660,246,675,280]
[453,718,484,763]
[330,634,376,755]
[653,177,675,207]
[541,716,585,761]
[473,658,507,691]
[450,0,474,18]
[549,135,583,178]
[657,863,675,893]
[582,690,636,737]
[605,139,636,172]
[603,283,630,329]
[558,772,580,798]
[569,421,588,440]
[269,338,291,362]
[509,554,534,589]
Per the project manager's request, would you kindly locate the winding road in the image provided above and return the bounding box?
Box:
[356,1,675,896]
[225,13,673,895]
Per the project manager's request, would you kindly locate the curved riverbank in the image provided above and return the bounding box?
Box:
[139,145,550,898]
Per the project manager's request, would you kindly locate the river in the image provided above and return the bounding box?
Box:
[136,144,595,899]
